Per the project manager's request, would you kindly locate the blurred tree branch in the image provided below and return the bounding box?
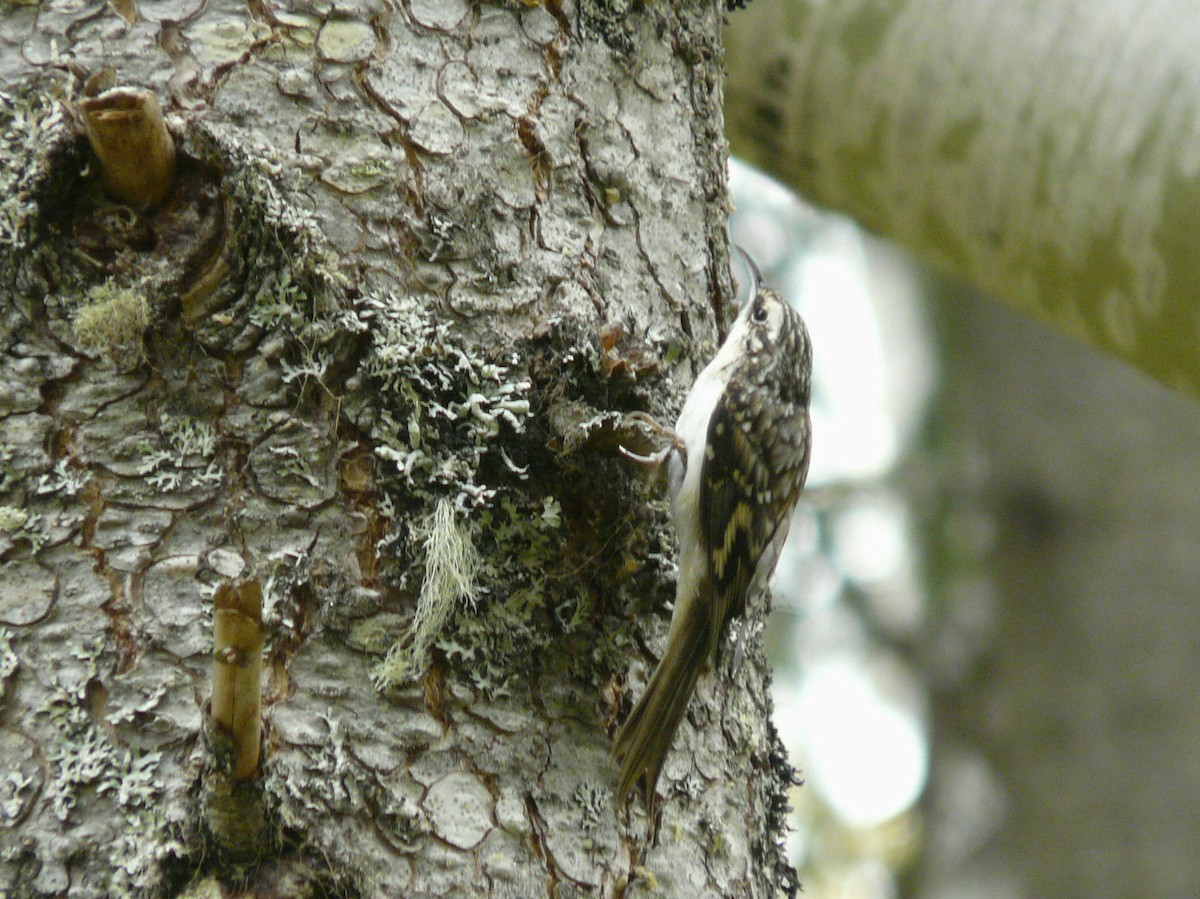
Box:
[726,0,1200,393]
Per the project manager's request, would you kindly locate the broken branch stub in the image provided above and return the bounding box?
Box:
[78,87,177,210]
[211,578,264,781]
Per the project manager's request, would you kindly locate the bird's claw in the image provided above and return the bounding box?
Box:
[620,412,686,467]
[619,443,675,466]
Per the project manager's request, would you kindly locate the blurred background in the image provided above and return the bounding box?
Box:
[732,160,1200,899]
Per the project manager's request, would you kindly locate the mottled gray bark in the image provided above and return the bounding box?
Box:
[725,0,1200,395]
[0,2,794,897]
[919,291,1200,897]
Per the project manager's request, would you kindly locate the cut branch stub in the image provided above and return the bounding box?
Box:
[211,578,265,781]
[78,87,177,211]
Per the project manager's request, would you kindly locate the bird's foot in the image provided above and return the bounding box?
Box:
[619,412,686,466]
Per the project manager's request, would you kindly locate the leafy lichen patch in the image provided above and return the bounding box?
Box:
[33,649,191,896]
[0,84,69,256]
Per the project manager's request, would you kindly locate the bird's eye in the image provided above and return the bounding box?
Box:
[752,304,768,323]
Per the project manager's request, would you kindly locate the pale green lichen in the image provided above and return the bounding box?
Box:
[37,647,185,896]
[224,147,350,334]
[205,170,554,696]
[0,85,68,252]
[188,17,272,67]
[279,346,334,392]
[574,783,611,831]
[374,499,482,689]
[0,504,47,551]
[434,494,566,697]
[364,291,532,508]
[0,504,28,533]
[371,484,573,697]
[0,628,17,699]
[267,710,424,857]
[539,496,562,529]
[315,19,377,63]
[1,768,34,825]
[71,282,150,364]
[205,145,570,699]
[34,457,89,496]
[267,443,322,489]
[135,415,222,491]
[176,124,356,404]
[0,441,14,492]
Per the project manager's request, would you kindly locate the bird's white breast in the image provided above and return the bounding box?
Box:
[665,326,744,639]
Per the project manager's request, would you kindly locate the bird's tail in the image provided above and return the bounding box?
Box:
[612,600,712,812]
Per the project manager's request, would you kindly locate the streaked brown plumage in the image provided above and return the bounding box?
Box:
[614,257,812,813]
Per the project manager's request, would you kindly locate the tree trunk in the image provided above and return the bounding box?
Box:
[0,2,794,896]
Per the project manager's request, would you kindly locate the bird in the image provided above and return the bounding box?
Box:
[613,248,813,817]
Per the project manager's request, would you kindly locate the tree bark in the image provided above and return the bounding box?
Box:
[0,2,794,896]
[726,0,1200,395]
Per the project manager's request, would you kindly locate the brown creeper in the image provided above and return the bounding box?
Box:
[614,250,812,812]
